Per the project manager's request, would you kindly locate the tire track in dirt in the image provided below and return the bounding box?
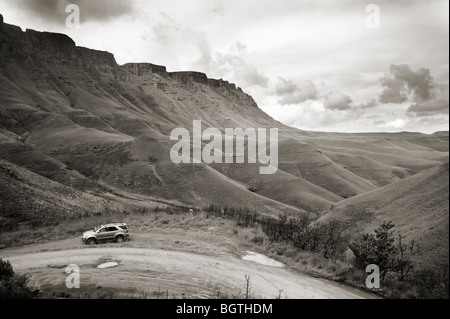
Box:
[3,246,376,299]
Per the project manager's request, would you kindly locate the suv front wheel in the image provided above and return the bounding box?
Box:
[86,238,96,245]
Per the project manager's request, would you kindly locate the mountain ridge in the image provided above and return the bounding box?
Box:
[0,18,259,112]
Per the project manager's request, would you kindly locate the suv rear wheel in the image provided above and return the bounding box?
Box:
[115,235,124,243]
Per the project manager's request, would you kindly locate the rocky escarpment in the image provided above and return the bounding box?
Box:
[0,16,257,109]
[0,22,117,85]
[121,63,258,108]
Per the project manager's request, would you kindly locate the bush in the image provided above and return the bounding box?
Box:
[349,221,421,283]
[0,259,14,281]
[0,259,37,299]
[411,267,449,299]
[260,214,349,260]
[203,205,350,260]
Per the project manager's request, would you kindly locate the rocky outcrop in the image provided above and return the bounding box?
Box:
[168,71,208,85]
[121,63,167,77]
[0,24,75,64]
[0,15,258,109]
[118,64,258,108]
[0,20,116,72]
[165,71,258,107]
[76,47,117,79]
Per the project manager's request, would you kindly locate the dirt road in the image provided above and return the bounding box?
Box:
[1,236,376,299]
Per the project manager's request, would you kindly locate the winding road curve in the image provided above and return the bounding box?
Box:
[2,239,376,299]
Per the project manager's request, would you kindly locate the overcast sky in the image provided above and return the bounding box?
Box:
[1,0,448,133]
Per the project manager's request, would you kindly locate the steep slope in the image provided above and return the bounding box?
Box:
[319,161,449,269]
[0,159,138,229]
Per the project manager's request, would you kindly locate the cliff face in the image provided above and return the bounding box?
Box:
[120,64,258,108]
[0,18,257,108]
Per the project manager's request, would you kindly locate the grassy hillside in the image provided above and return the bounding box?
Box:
[319,161,449,270]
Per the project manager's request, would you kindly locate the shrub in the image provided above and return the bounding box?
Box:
[260,214,349,260]
[0,259,36,299]
[0,259,14,281]
[349,221,420,283]
[349,221,399,282]
[411,267,449,299]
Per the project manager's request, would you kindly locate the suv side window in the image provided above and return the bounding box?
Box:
[107,226,118,231]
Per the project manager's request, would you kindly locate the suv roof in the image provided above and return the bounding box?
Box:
[94,223,128,230]
[98,222,127,227]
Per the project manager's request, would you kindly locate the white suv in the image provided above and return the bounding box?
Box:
[81,222,129,245]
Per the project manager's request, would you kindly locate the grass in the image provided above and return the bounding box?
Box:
[39,284,152,299]
[0,214,118,248]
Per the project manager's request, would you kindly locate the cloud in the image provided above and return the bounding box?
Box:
[379,76,409,104]
[275,78,319,105]
[216,43,269,88]
[390,64,435,101]
[378,64,449,117]
[275,77,297,96]
[376,119,408,130]
[358,98,378,109]
[270,99,361,131]
[147,12,181,45]
[324,91,353,110]
[14,0,134,24]
[379,64,436,103]
[192,41,269,88]
[407,83,449,116]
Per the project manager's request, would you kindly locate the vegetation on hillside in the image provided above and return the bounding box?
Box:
[202,205,449,299]
[349,221,448,299]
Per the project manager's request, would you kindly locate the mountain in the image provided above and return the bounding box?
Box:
[0,15,448,240]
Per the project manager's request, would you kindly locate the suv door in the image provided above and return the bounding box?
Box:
[106,226,119,240]
[96,227,109,241]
